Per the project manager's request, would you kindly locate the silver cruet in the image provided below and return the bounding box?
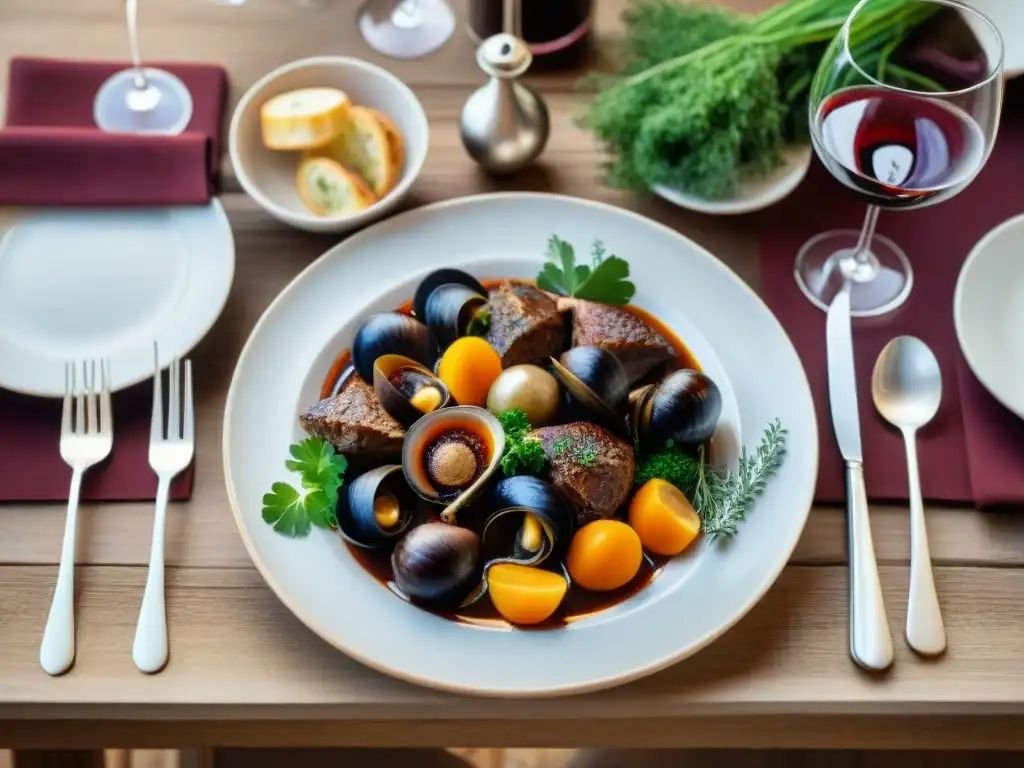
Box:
[460,32,551,174]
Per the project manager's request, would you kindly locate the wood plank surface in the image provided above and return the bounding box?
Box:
[0,0,1023,751]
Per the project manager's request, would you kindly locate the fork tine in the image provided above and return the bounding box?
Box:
[168,357,180,440]
[74,361,85,435]
[86,360,98,435]
[61,361,72,436]
[183,359,194,445]
[100,358,113,435]
[151,343,163,442]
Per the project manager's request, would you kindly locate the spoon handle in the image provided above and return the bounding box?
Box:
[903,432,946,656]
[846,460,894,671]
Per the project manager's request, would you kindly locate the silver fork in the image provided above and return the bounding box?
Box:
[133,347,194,674]
[40,360,113,676]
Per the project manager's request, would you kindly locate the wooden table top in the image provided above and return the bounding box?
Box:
[2,0,1024,752]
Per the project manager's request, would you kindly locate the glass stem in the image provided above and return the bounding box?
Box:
[843,204,882,284]
[126,0,148,92]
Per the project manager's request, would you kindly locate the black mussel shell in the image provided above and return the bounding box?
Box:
[392,522,482,609]
[413,269,487,322]
[424,283,489,351]
[638,369,722,448]
[352,312,437,383]
[373,354,452,428]
[484,476,576,565]
[550,347,630,438]
[337,465,415,549]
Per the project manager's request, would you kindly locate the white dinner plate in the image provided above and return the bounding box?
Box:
[954,213,1024,419]
[223,193,818,697]
[651,145,813,216]
[0,201,234,397]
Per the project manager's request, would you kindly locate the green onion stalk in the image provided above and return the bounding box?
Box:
[580,0,943,200]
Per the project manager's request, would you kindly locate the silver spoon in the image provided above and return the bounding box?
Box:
[872,336,946,657]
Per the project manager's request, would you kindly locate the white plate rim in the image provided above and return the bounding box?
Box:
[954,211,1024,418]
[222,192,818,697]
[0,199,235,398]
[651,145,813,216]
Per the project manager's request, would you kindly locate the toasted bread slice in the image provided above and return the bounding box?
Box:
[307,106,401,198]
[260,87,351,151]
[296,156,377,218]
[363,107,405,177]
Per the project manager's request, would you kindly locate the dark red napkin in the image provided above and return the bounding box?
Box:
[0,56,228,205]
[758,79,1024,507]
[0,385,193,502]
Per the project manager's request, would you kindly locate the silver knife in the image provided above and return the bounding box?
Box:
[826,286,894,672]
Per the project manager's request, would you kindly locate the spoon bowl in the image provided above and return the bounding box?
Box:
[872,336,942,433]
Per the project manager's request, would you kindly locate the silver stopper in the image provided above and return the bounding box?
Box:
[460,33,550,174]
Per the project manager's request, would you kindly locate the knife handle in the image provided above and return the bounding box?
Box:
[847,460,894,672]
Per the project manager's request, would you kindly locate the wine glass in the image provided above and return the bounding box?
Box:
[357,0,456,59]
[94,0,193,135]
[796,0,1004,316]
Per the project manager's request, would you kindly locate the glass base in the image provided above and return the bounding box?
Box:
[794,229,913,317]
[358,0,455,59]
[94,68,193,135]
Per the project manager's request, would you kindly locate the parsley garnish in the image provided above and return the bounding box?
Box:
[497,409,547,476]
[634,420,787,541]
[262,437,348,538]
[465,308,491,337]
[536,235,636,305]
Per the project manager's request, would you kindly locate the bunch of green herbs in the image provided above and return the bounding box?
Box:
[581,0,942,200]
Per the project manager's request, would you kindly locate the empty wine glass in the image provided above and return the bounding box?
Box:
[357,0,456,59]
[796,0,1004,316]
[94,0,194,134]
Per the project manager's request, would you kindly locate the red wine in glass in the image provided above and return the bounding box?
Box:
[814,85,986,209]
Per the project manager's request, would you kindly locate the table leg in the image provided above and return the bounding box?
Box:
[12,751,104,768]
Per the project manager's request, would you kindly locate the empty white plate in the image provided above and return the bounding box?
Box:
[651,145,812,216]
[0,201,234,397]
[954,213,1024,418]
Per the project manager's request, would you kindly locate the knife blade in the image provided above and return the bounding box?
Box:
[826,286,893,672]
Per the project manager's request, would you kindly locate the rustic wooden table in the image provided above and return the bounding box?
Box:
[2,0,1024,755]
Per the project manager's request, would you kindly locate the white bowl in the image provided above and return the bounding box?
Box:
[229,56,429,234]
[651,144,813,216]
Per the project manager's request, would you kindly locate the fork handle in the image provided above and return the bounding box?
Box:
[133,475,171,674]
[40,467,83,676]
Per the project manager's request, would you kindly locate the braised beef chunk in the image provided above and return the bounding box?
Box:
[299,373,404,458]
[558,297,674,384]
[486,281,566,367]
[529,422,635,524]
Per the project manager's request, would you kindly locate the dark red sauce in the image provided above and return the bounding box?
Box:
[322,278,700,629]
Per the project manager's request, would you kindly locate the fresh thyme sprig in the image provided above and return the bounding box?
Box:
[699,419,788,540]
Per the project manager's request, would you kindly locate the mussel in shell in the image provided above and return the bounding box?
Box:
[373,354,452,428]
[413,268,487,323]
[550,346,630,438]
[482,476,576,567]
[336,465,415,549]
[401,406,506,524]
[392,522,482,609]
[424,283,490,351]
[632,369,722,448]
[352,312,437,383]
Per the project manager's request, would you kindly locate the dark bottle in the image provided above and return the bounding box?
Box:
[468,0,593,71]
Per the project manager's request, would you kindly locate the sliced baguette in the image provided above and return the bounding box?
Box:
[260,87,351,151]
[296,156,377,218]
[362,107,405,177]
[308,105,401,198]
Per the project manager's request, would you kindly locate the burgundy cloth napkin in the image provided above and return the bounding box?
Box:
[0,56,228,205]
[0,56,225,502]
[0,385,193,502]
[758,79,1024,507]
